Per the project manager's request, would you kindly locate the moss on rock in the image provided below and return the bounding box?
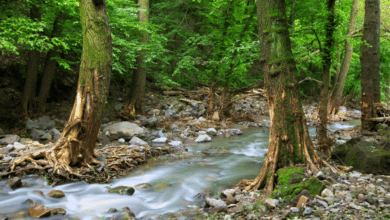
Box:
[271,167,325,200]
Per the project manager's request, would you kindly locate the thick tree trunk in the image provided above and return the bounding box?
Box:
[37,14,64,114]
[330,0,359,114]
[360,0,380,132]
[47,0,112,175]
[219,83,233,117]
[20,6,41,117]
[317,0,336,156]
[121,0,149,119]
[237,0,330,195]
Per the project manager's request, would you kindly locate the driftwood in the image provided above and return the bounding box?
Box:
[179,98,203,104]
[369,117,390,123]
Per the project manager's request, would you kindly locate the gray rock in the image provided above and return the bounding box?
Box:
[108,186,135,196]
[321,188,334,197]
[103,122,144,139]
[157,130,165,138]
[349,202,363,210]
[198,131,207,135]
[229,129,243,135]
[97,154,107,164]
[169,141,183,148]
[190,102,198,108]
[40,133,52,140]
[339,134,352,140]
[195,134,211,143]
[332,183,348,191]
[316,199,328,208]
[264,198,277,208]
[290,207,299,213]
[221,189,236,198]
[197,117,207,122]
[30,129,45,141]
[316,171,325,180]
[170,124,179,130]
[8,152,18,157]
[26,119,39,131]
[147,117,158,127]
[13,142,26,151]
[164,109,176,117]
[118,138,125,143]
[48,128,62,142]
[0,135,20,145]
[206,128,217,136]
[152,137,167,143]
[37,116,55,130]
[129,137,148,146]
[335,139,347,145]
[205,197,227,209]
[303,207,313,215]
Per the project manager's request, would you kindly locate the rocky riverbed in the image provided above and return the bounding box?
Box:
[0,94,379,220]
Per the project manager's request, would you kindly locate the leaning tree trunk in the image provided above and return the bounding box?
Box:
[236,0,331,195]
[46,0,112,175]
[37,14,64,114]
[121,0,149,119]
[360,0,380,132]
[330,0,359,115]
[21,5,41,117]
[317,0,336,156]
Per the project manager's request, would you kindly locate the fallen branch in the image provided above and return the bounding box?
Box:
[299,77,322,85]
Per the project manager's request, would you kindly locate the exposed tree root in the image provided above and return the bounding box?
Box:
[1,143,170,186]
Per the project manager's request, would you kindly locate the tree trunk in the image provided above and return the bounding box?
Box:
[37,14,64,114]
[360,0,380,132]
[207,85,216,118]
[20,5,41,117]
[46,0,112,175]
[330,0,359,114]
[219,82,233,117]
[121,0,149,119]
[317,0,336,156]
[236,0,330,194]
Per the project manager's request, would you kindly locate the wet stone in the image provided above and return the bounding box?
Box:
[46,190,65,198]
[107,208,117,213]
[6,177,22,190]
[108,186,135,196]
[134,183,152,190]
[51,208,66,215]
[28,204,51,218]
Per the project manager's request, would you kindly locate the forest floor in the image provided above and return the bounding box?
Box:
[1,92,388,220]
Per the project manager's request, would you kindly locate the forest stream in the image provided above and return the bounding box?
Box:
[0,122,355,220]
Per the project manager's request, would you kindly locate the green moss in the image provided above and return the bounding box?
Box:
[271,168,324,200]
[275,167,305,186]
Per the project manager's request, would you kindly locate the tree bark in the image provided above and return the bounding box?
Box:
[330,0,359,114]
[317,0,336,156]
[360,0,380,132]
[236,0,329,194]
[121,0,149,119]
[20,5,41,117]
[37,14,64,114]
[46,0,112,175]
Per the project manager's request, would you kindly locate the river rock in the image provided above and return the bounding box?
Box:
[38,116,56,130]
[51,208,66,216]
[195,134,211,143]
[152,137,167,143]
[13,142,26,151]
[0,135,20,145]
[48,128,62,142]
[108,186,135,196]
[134,183,152,190]
[228,129,243,135]
[206,128,217,136]
[264,198,278,209]
[321,188,334,197]
[103,122,144,139]
[164,109,176,117]
[157,130,165,138]
[129,137,148,146]
[6,177,22,190]
[205,197,227,209]
[169,141,183,148]
[46,190,65,198]
[303,207,313,215]
[28,204,51,218]
[40,133,52,140]
[30,129,45,141]
[147,117,158,127]
[32,190,45,197]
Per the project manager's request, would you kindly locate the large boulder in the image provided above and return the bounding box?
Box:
[332,137,390,175]
[103,122,144,139]
[26,116,56,131]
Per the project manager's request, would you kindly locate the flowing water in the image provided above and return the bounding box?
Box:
[0,122,355,219]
